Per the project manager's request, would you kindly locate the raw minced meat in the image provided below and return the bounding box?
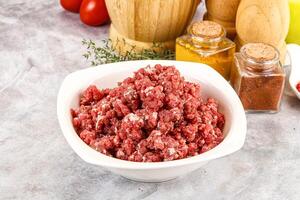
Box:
[71,64,225,162]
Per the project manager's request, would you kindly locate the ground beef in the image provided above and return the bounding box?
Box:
[71,64,225,162]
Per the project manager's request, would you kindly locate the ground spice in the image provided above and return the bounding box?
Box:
[230,43,285,112]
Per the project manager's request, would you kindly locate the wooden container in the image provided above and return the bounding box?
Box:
[204,0,241,40]
[105,0,200,54]
[235,0,290,63]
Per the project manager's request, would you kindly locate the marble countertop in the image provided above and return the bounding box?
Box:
[1,1,300,200]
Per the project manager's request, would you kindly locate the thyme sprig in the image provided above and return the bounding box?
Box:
[82,39,175,66]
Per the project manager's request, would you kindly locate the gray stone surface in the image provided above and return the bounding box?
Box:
[1,1,300,200]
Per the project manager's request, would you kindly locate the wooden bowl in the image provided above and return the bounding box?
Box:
[105,0,201,54]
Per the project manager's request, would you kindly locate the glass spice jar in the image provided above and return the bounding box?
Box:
[176,20,236,80]
[230,43,285,113]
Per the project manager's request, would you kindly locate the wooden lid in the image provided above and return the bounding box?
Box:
[189,21,224,38]
[242,43,277,62]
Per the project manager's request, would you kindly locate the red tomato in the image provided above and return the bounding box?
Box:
[296,82,300,93]
[80,0,110,26]
[60,0,83,13]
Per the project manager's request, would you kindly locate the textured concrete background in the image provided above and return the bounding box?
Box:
[1,1,300,200]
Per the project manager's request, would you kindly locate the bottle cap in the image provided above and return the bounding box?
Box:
[189,21,224,39]
[242,43,278,62]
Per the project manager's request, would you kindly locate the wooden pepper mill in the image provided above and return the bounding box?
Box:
[204,0,241,40]
[235,0,290,63]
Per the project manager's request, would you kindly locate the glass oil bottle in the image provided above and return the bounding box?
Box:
[176,21,236,80]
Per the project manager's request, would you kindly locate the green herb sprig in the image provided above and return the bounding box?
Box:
[82,39,175,66]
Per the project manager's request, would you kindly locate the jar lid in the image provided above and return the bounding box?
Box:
[241,43,279,63]
[189,21,224,39]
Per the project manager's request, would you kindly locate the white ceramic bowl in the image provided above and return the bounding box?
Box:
[57,60,247,182]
